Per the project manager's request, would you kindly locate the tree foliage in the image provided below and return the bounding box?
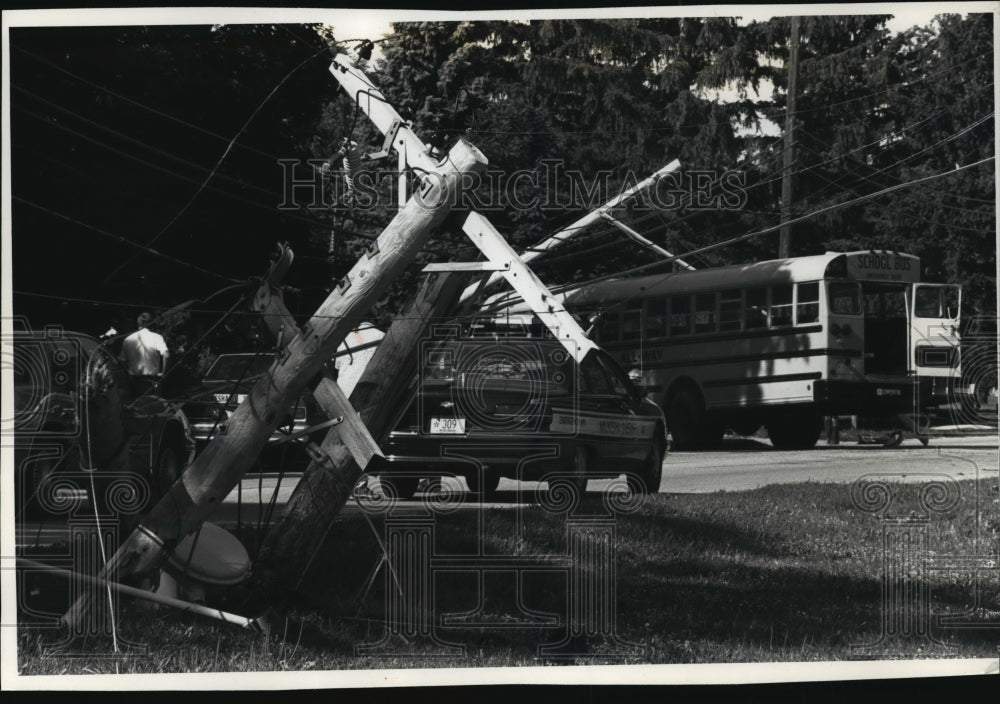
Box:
[10,15,995,330]
[321,14,993,315]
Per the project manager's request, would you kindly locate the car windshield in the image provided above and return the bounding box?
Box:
[422,341,575,397]
[205,353,276,381]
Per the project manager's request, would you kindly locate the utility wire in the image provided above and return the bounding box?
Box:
[12,108,356,234]
[552,156,996,295]
[13,196,242,284]
[11,44,281,162]
[102,43,333,285]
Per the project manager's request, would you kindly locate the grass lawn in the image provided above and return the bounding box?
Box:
[16,478,999,674]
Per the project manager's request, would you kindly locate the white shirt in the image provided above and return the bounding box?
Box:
[121,327,169,376]
[335,322,384,396]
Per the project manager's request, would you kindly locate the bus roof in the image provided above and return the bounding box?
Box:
[562,250,921,308]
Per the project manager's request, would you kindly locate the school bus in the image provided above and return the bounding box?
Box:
[557,251,961,449]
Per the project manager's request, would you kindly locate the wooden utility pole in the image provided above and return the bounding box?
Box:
[246,271,467,606]
[779,15,801,259]
[64,138,488,629]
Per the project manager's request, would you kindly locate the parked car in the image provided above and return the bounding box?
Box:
[181,352,316,448]
[10,329,195,519]
[378,326,667,498]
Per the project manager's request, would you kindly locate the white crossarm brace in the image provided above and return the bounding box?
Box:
[459,159,683,304]
[462,212,598,363]
[330,54,598,361]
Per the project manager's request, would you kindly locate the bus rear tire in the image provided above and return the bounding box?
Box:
[766,411,821,450]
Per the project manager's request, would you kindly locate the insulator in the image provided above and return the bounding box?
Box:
[343,140,362,203]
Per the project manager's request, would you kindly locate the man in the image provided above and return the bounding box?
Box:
[121,312,170,398]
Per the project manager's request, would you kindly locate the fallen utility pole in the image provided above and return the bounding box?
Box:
[246,270,468,606]
[244,55,609,604]
[458,159,683,306]
[253,244,382,470]
[598,211,695,271]
[64,136,488,629]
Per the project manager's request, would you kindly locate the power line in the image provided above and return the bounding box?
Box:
[102,42,334,284]
[11,44,282,163]
[12,105,353,235]
[554,156,996,294]
[761,49,994,120]
[12,196,243,284]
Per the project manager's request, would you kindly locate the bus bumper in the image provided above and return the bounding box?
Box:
[814,379,916,416]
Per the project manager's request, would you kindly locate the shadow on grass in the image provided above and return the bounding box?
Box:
[277,490,998,661]
[16,481,998,668]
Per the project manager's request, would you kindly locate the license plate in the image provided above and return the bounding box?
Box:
[430,417,466,434]
[214,393,247,404]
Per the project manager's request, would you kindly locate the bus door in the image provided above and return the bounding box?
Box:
[909,283,961,379]
[860,283,909,375]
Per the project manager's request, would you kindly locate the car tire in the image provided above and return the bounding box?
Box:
[381,475,419,500]
[667,387,704,450]
[628,442,664,494]
[464,467,501,496]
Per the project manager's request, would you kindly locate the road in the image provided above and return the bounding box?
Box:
[658,435,997,493]
[212,434,996,501]
[15,435,996,545]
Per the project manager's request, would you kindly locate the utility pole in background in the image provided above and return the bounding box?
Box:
[779,15,801,259]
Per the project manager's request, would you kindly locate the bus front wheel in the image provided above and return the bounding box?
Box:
[766,412,821,450]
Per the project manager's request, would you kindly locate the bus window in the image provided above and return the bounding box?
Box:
[670,295,692,336]
[914,286,943,317]
[796,282,820,324]
[829,282,862,315]
[913,285,961,319]
[745,287,768,329]
[646,298,667,338]
[770,285,793,327]
[864,287,906,319]
[596,313,620,342]
[719,289,742,331]
[943,286,960,319]
[694,293,717,334]
[622,304,643,341]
